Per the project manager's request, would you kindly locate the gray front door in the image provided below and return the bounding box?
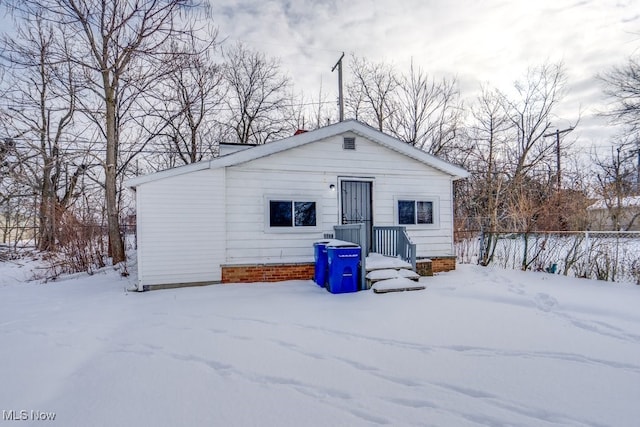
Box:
[341,180,373,251]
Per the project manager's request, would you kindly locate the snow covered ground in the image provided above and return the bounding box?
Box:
[1,258,639,426]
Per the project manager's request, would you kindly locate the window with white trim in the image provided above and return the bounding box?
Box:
[398,200,434,225]
[269,200,316,228]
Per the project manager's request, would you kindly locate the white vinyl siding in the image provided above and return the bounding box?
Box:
[133,130,458,285]
[136,168,225,288]
[225,133,454,262]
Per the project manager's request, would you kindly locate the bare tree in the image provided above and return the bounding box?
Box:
[454,63,574,266]
[143,31,225,166]
[346,55,398,131]
[592,141,640,231]
[390,60,463,156]
[310,77,334,129]
[222,42,291,144]
[7,0,201,264]
[463,87,512,264]
[0,10,89,251]
[601,56,640,132]
[496,64,568,234]
[0,142,36,248]
[500,63,566,181]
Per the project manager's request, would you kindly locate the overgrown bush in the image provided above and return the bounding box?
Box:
[39,211,108,281]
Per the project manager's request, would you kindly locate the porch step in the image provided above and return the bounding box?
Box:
[371,278,426,294]
[365,252,419,289]
[365,252,413,271]
[366,268,420,283]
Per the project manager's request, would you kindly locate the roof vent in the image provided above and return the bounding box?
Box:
[343,137,355,150]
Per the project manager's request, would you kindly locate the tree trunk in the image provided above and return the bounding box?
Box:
[104,83,125,264]
[37,157,55,251]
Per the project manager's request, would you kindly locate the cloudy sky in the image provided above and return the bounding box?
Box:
[208,0,640,149]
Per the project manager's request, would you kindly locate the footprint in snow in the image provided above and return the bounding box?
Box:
[534,293,558,312]
[508,285,526,295]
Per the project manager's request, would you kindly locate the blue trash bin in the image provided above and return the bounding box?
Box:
[326,245,361,294]
[313,240,331,287]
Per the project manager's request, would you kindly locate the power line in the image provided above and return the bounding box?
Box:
[0,98,339,113]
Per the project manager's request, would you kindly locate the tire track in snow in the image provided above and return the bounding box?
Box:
[382,380,609,427]
[429,382,609,427]
[196,313,639,425]
[208,315,640,377]
[266,335,615,426]
[556,312,640,344]
[153,347,391,425]
[282,322,640,375]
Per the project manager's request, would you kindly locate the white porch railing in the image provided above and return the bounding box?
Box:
[332,224,418,288]
[372,226,417,270]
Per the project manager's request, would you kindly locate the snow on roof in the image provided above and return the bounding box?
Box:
[587,196,640,210]
[126,120,469,188]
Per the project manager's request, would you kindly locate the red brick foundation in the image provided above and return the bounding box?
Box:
[431,257,456,273]
[221,257,456,283]
[221,263,315,283]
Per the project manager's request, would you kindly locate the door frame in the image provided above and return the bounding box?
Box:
[337,176,374,250]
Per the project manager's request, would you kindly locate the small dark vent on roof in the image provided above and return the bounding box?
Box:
[343,137,356,150]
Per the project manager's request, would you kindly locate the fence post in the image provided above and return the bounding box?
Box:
[478,229,485,265]
[584,231,590,262]
[522,233,527,270]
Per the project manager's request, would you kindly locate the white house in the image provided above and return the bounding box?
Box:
[587,196,640,231]
[126,120,469,291]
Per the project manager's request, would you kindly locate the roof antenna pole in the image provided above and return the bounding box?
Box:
[332,52,345,122]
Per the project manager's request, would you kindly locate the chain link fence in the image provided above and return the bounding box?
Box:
[455,230,640,285]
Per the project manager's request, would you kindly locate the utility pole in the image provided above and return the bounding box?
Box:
[633,143,640,194]
[332,52,345,122]
[544,127,573,192]
[634,135,640,194]
[544,127,573,231]
[637,146,640,194]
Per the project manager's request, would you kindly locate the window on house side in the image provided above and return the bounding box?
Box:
[270,200,293,227]
[416,201,433,224]
[398,200,415,225]
[294,201,316,226]
[398,200,434,225]
[269,200,316,227]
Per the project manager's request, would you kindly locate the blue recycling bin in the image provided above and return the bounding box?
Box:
[326,245,361,294]
[313,240,331,287]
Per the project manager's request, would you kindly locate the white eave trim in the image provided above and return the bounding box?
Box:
[352,128,469,179]
[125,161,211,188]
[126,120,469,188]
